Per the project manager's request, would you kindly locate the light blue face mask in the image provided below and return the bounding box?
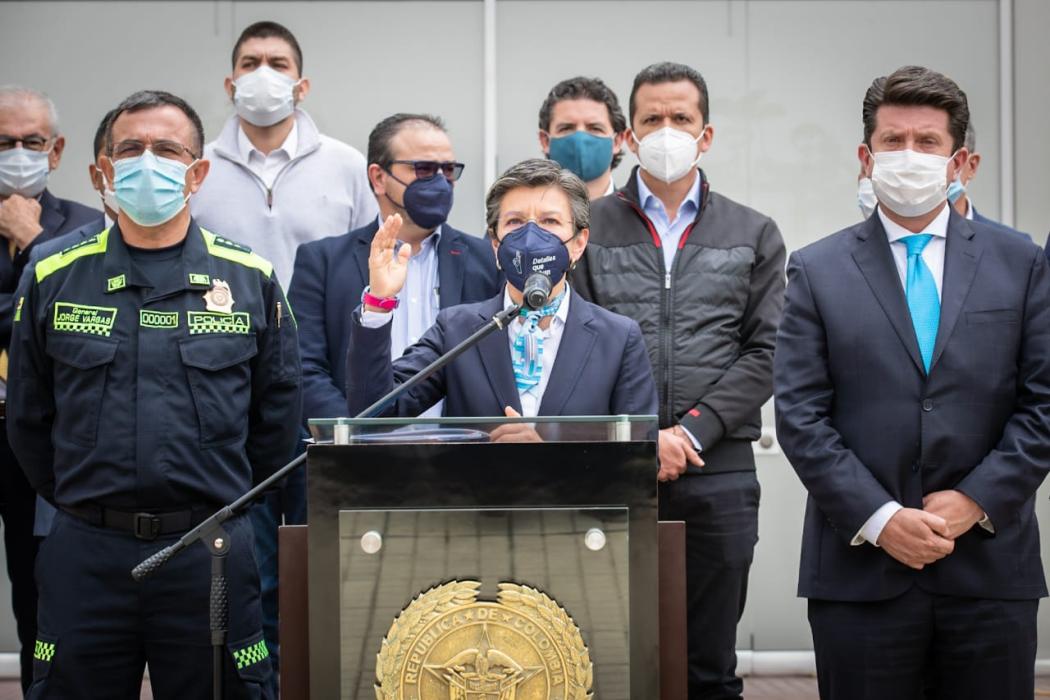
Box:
[946,177,966,205]
[547,131,614,183]
[113,150,192,227]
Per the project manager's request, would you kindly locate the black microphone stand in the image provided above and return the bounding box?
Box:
[131,300,523,700]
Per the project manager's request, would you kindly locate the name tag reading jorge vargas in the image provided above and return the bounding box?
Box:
[52,303,118,337]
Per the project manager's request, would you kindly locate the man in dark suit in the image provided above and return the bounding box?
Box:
[346,158,660,428]
[775,66,1050,699]
[949,121,1031,241]
[0,85,102,691]
[290,113,499,422]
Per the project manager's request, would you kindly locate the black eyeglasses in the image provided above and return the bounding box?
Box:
[110,139,199,161]
[0,135,52,152]
[389,160,465,182]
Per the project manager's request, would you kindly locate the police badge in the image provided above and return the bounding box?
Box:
[203,279,235,313]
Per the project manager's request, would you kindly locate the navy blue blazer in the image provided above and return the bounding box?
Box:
[775,209,1050,602]
[970,206,1031,241]
[346,291,658,419]
[0,190,101,349]
[289,220,501,420]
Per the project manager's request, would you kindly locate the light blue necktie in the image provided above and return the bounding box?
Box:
[901,234,940,372]
[511,293,564,393]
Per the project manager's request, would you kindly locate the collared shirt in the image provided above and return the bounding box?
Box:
[359,224,444,417]
[505,284,571,418]
[964,199,975,221]
[879,202,950,299]
[636,169,702,273]
[603,177,616,197]
[856,202,991,546]
[236,120,299,189]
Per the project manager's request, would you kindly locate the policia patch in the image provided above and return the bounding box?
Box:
[187,311,250,335]
[52,303,118,337]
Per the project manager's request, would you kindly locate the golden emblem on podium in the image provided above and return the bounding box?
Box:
[375,580,593,700]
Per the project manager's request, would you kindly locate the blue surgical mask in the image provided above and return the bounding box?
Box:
[496,222,573,291]
[547,131,614,183]
[387,172,454,230]
[947,177,966,205]
[112,150,192,227]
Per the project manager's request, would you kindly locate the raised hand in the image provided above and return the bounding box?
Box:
[367,214,410,304]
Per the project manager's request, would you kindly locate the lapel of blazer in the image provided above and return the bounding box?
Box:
[930,212,980,371]
[850,216,926,375]
[352,220,380,289]
[475,293,521,414]
[436,226,466,308]
[38,189,66,239]
[538,291,598,416]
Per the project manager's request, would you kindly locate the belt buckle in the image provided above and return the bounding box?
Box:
[133,513,161,540]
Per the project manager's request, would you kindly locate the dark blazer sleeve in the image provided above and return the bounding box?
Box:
[6,266,57,501]
[288,242,348,420]
[954,248,1050,528]
[679,218,786,449]
[345,307,448,417]
[611,319,659,416]
[774,251,896,541]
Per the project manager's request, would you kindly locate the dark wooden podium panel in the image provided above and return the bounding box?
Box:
[278,520,687,700]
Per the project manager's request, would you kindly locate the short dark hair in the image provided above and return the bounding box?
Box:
[367,113,447,182]
[538,77,627,169]
[485,159,590,240]
[93,108,119,158]
[232,21,303,75]
[106,90,205,158]
[629,62,710,126]
[862,66,969,152]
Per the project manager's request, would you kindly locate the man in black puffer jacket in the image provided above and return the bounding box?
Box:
[572,62,785,700]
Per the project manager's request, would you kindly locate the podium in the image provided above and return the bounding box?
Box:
[279,416,686,699]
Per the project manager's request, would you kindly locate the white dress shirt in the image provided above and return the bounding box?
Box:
[237,120,298,189]
[505,285,571,417]
[854,203,990,546]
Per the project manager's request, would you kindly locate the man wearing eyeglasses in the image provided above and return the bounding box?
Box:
[7,89,300,698]
[0,85,102,692]
[290,112,500,424]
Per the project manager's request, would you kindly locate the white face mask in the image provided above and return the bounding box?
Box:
[634,127,703,183]
[101,187,120,215]
[232,65,299,127]
[857,177,877,219]
[0,146,51,197]
[870,148,954,218]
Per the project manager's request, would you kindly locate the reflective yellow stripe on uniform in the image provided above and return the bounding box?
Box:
[200,229,273,278]
[36,229,111,283]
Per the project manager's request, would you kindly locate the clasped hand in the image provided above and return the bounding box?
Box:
[878,490,984,570]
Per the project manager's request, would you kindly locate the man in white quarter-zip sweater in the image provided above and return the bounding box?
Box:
[191,20,378,290]
[189,21,377,691]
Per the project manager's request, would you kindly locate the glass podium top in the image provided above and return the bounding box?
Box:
[308,415,658,444]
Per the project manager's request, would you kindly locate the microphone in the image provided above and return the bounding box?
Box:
[523,273,552,310]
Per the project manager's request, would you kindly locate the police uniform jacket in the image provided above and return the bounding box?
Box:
[5,220,301,512]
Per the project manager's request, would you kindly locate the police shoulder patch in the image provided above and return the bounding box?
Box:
[200,229,273,278]
[36,229,111,283]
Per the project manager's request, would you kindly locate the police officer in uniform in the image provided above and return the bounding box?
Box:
[6,90,300,699]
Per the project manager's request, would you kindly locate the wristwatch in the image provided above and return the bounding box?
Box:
[361,285,400,311]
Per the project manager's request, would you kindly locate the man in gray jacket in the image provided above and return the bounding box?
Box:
[189,21,377,688]
[572,62,785,700]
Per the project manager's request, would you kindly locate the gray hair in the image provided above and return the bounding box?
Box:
[964,121,976,152]
[485,159,590,239]
[0,85,60,135]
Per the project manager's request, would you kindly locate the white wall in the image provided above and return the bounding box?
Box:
[2,0,1047,661]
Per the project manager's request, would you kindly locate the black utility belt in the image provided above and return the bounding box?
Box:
[60,503,213,541]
